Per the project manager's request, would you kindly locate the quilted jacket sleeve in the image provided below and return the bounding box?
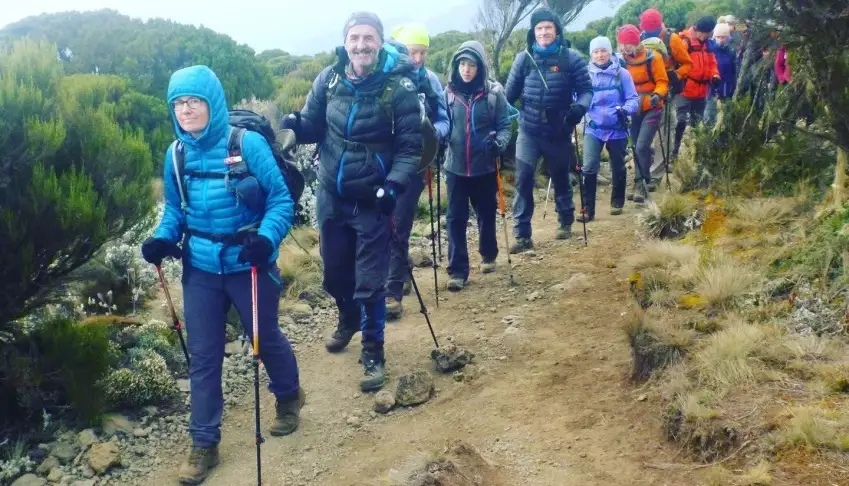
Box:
[296,68,332,144]
[505,51,527,105]
[568,49,593,109]
[242,131,294,248]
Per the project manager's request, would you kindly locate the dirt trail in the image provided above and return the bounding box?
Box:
[145,191,701,486]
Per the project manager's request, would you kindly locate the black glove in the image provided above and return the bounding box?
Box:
[615,106,629,126]
[375,182,401,216]
[237,234,274,267]
[650,94,661,108]
[141,237,181,266]
[710,76,721,88]
[280,112,301,133]
[486,137,505,154]
[667,70,681,94]
[562,104,587,128]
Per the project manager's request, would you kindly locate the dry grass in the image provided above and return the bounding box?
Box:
[638,193,702,239]
[738,460,773,485]
[625,308,695,381]
[725,197,802,234]
[693,257,762,310]
[770,406,849,452]
[691,319,781,391]
[276,227,323,301]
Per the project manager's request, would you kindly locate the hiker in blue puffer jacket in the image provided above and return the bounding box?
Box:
[581,36,639,221]
[280,12,422,392]
[505,7,593,251]
[383,24,450,321]
[141,65,302,485]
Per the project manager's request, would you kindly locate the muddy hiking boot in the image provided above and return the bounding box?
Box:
[325,308,360,353]
[555,225,572,240]
[480,260,496,274]
[633,182,648,203]
[360,343,386,392]
[270,388,306,436]
[447,276,465,292]
[610,206,623,215]
[509,238,533,254]
[178,445,219,485]
[385,297,403,321]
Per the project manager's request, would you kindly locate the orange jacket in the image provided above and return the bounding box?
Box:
[624,49,669,113]
[679,28,719,99]
[662,29,693,81]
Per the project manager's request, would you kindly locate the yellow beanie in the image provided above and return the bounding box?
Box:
[391,23,430,47]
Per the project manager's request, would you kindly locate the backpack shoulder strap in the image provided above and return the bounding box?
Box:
[170,140,187,210]
[645,51,655,86]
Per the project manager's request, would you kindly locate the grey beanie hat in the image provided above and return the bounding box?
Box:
[344,11,384,41]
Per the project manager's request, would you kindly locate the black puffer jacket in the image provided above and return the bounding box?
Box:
[443,41,512,177]
[505,15,592,139]
[296,47,423,201]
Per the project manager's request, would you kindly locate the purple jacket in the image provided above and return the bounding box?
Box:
[585,56,639,141]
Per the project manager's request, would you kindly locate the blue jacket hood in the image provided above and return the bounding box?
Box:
[167,65,230,149]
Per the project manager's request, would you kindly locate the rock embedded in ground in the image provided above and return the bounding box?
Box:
[87,442,121,474]
[46,467,64,482]
[526,291,542,302]
[50,443,78,465]
[176,379,190,393]
[36,456,60,475]
[395,371,435,407]
[76,430,97,448]
[431,343,475,373]
[374,390,396,413]
[10,474,46,486]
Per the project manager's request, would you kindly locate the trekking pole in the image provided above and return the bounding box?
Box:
[496,158,515,286]
[573,127,588,247]
[386,214,440,350]
[424,167,440,308]
[541,179,552,220]
[155,265,190,367]
[625,108,651,201]
[250,266,264,486]
[436,163,443,262]
[657,122,671,190]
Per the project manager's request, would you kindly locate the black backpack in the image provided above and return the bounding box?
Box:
[171,109,306,213]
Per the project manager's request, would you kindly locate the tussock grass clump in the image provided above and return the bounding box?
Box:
[693,257,762,310]
[770,406,849,452]
[277,227,323,301]
[739,460,773,485]
[624,309,695,382]
[664,404,740,462]
[638,193,702,239]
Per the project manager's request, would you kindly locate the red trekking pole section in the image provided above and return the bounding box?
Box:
[156,265,190,367]
[251,266,264,485]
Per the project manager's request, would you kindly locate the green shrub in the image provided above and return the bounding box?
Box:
[0,317,117,426]
[101,349,179,409]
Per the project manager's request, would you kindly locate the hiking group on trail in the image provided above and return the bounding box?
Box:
[138,7,785,484]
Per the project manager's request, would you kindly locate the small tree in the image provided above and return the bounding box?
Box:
[752,1,849,208]
[476,0,591,82]
[0,39,154,329]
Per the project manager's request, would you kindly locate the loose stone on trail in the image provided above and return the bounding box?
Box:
[430,342,475,373]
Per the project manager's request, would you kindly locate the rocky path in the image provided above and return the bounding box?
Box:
[133,190,699,486]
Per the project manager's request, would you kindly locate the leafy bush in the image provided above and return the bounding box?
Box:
[0,39,154,329]
[0,317,117,426]
[101,348,179,409]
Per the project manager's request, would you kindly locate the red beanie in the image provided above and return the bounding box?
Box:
[640,9,664,32]
[617,24,641,46]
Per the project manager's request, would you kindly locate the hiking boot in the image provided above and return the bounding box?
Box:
[402,281,412,296]
[576,211,595,223]
[270,388,306,436]
[178,445,220,485]
[610,206,623,216]
[386,297,402,321]
[626,182,636,201]
[647,182,657,193]
[634,182,648,203]
[360,343,386,392]
[509,238,533,254]
[555,225,572,240]
[480,260,496,274]
[447,276,465,292]
[324,310,360,353]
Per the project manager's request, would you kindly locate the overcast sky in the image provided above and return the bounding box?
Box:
[1,0,623,56]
